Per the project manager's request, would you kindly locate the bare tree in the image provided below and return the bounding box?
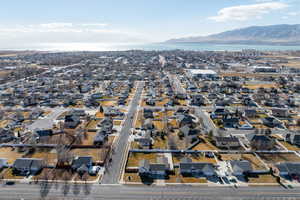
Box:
[56,144,73,167]
[168,136,178,150]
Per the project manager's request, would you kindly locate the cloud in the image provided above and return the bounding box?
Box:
[209,2,288,22]
[80,23,108,27]
[0,22,149,49]
[40,23,73,29]
[287,11,300,16]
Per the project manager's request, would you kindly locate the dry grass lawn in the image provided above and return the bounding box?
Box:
[1,168,25,179]
[113,120,122,126]
[152,138,168,149]
[28,149,58,166]
[71,148,107,163]
[86,120,99,129]
[100,100,116,107]
[248,175,277,184]
[127,153,157,167]
[172,154,216,164]
[124,172,142,183]
[244,84,277,90]
[95,111,104,118]
[0,147,24,164]
[258,153,300,164]
[192,137,218,151]
[153,120,165,131]
[220,154,266,170]
[279,141,300,151]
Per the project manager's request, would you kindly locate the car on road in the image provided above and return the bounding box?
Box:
[5,181,15,185]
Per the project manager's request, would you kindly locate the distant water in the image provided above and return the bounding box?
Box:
[2,42,300,51]
[124,43,300,51]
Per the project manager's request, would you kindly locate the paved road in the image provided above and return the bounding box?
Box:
[1,183,300,200]
[194,107,217,134]
[101,81,144,184]
[26,108,68,131]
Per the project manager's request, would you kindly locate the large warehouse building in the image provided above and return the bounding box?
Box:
[187,69,218,79]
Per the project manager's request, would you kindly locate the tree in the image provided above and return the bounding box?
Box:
[56,144,73,167]
[265,128,272,136]
[99,105,104,113]
[168,136,178,150]
[208,130,214,141]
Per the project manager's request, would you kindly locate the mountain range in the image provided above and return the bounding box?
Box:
[166,24,300,45]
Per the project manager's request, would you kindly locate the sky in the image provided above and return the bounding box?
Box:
[0,0,299,50]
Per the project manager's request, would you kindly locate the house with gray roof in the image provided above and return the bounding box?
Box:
[214,136,241,149]
[12,158,44,176]
[229,160,253,176]
[276,162,300,178]
[138,157,170,178]
[179,157,216,177]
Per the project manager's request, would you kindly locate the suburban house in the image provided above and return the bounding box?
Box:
[98,117,113,133]
[34,129,53,138]
[276,162,300,178]
[93,131,108,146]
[285,133,300,146]
[71,156,93,174]
[244,109,257,118]
[64,114,80,129]
[178,114,196,127]
[271,108,289,118]
[229,160,253,176]
[0,158,8,169]
[179,125,199,136]
[12,158,44,176]
[138,157,170,178]
[247,134,275,150]
[0,128,15,143]
[104,107,124,117]
[222,115,240,128]
[179,157,216,177]
[142,119,154,130]
[262,117,283,128]
[190,94,205,106]
[143,109,154,119]
[135,137,153,149]
[214,136,241,149]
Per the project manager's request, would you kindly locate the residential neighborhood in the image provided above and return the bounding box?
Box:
[1,49,300,195]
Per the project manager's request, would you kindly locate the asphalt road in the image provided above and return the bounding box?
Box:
[1,183,300,200]
[101,81,144,184]
[27,108,67,131]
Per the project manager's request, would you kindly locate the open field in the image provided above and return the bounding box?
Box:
[243,83,277,90]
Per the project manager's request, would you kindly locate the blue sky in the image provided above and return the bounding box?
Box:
[0,0,299,49]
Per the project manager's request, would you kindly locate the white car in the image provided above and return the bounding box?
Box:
[89,166,101,176]
[239,124,254,130]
